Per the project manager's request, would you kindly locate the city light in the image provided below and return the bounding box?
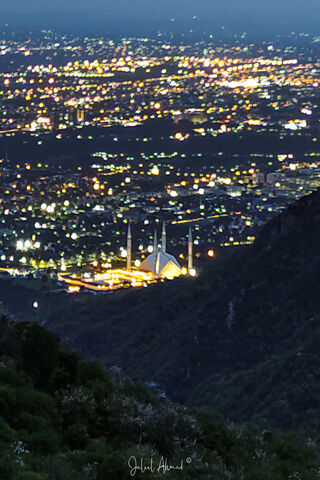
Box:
[0,31,318,297]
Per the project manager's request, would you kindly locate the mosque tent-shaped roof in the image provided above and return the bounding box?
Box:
[140,250,182,279]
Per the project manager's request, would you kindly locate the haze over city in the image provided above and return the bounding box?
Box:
[2,0,320,36]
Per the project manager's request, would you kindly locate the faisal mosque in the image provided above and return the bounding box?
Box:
[59,222,195,293]
[127,221,194,279]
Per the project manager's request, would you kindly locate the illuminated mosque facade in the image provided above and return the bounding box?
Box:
[59,222,194,293]
[127,221,194,279]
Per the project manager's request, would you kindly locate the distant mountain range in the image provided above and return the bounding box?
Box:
[2,189,320,430]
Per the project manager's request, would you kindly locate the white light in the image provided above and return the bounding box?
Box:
[41,203,47,210]
[134,259,141,267]
[285,123,298,131]
[170,190,178,197]
[33,301,39,308]
[60,264,67,271]
[0,255,5,261]
[120,248,127,258]
[16,240,24,250]
[71,233,78,240]
[189,268,196,277]
[24,240,31,249]
[198,188,205,195]
[147,245,153,253]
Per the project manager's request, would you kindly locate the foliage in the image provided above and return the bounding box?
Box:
[0,317,319,479]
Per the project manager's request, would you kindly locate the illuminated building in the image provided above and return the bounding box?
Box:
[140,222,183,279]
[58,223,188,293]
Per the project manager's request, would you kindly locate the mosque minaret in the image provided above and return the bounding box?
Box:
[126,222,132,272]
[188,226,193,273]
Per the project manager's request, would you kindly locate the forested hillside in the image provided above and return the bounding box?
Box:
[2,317,319,479]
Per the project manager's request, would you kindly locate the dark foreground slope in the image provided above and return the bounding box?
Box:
[2,190,320,431]
[2,317,319,480]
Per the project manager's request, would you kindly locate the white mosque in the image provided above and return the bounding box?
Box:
[126,221,194,279]
[59,222,194,294]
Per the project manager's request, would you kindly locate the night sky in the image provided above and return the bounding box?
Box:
[2,0,320,36]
